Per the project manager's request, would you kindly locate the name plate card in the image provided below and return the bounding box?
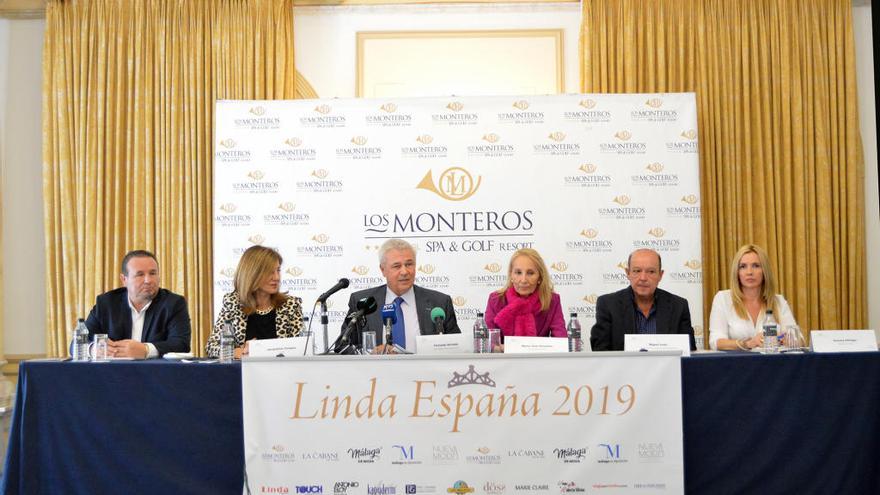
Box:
[504,336,569,354]
[248,337,311,357]
[625,334,691,357]
[416,334,472,355]
[810,330,878,353]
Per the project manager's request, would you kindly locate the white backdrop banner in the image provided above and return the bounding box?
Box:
[242,354,684,494]
[214,94,703,349]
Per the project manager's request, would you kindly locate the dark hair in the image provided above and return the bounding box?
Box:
[121,250,158,275]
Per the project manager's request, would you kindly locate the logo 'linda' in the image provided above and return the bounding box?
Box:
[453,296,467,307]
[380,103,397,113]
[249,106,266,116]
[312,234,329,244]
[548,131,566,142]
[645,98,663,108]
[418,264,435,275]
[613,195,631,206]
[648,227,666,238]
[277,202,295,212]
[219,139,236,148]
[580,228,598,238]
[579,163,597,174]
[484,263,501,273]
[351,136,368,146]
[311,169,329,179]
[247,170,265,181]
[219,203,236,213]
[579,99,597,109]
[248,234,265,245]
[352,265,369,276]
[646,162,664,173]
[286,266,304,277]
[447,101,464,112]
[416,134,434,145]
[551,262,568,272]
[681,194,699,204]
[416,167,482,201]
[482,133,500,143]
[512,100,529,110]
[314,104,331,114]
[614,130,632,141]
[684,260,702,270]
[284,137,302,147]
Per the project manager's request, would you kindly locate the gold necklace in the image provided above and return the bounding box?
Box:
[254,306,274,315]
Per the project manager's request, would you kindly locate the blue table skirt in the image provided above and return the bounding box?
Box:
[3,352,879,494]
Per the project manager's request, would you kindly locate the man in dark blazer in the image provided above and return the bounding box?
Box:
[590,248,695,351]
[84,250,191,358]
[340,239,460,353]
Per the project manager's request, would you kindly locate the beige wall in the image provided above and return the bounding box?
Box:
[0,18,45,357]
[0,4,877,357]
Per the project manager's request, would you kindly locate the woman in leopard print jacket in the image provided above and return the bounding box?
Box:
[206,245,303,358]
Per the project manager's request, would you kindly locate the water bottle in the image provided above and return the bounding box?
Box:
[72,318,90,361]
[219,320,235,363]
[567,313,583,352]
[473,313,489,354]
[762,309,779,354]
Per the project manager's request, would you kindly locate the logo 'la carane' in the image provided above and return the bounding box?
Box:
[417,167,482,201]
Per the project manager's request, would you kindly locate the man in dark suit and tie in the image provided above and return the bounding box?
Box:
[590,248,695,351]
[84,250,191,358]
[343,238,460,353]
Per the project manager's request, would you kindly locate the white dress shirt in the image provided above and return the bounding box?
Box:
[128,298,159,358]
[385,287,419,353]
[708,289,797,350]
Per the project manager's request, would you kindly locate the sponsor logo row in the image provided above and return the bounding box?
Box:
[259,477,668,494]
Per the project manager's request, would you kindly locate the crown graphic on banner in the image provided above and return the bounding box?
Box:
[448,365,496,388]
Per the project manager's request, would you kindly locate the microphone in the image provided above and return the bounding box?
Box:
[316,278,350,303]
[328,296,378,355]
[381,303,397,346]
[347,296,378,322]
[430,307,446,335]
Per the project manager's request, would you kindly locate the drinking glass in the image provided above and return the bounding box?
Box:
[92,334,109,362]
[488,329,502,353]
[781,325,805,353]
[361,331,377,355]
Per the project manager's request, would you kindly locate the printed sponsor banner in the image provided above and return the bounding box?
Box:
[214,94,703,349]
[243,354,684,493]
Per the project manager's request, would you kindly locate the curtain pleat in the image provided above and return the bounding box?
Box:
[43,0,298,356]
[580,0,866,336]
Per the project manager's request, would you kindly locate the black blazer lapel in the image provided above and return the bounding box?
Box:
[654,290,672,334]
[114,291,134,340]
[413,286,434,335]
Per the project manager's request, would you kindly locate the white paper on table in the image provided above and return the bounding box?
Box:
[248,337,311,357]
[810,330,878,353]
[416,334,472,355]
[504,336,569,354]
[624,334,690,357]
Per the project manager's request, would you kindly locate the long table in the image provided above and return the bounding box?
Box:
[2,352,879,494]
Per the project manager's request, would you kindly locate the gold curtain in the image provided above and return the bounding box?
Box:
[43,0,300,356]
[580,0,866,336]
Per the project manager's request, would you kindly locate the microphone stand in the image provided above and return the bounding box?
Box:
[320,300,329,354]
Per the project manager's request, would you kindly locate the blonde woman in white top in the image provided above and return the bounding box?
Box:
[709,244,797,350]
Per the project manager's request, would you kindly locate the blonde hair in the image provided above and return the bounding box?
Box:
[496,248,554,311]
[234,245,288,314]
[729,244,779,320]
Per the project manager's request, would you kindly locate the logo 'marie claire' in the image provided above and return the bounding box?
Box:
[417,167,481,201]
